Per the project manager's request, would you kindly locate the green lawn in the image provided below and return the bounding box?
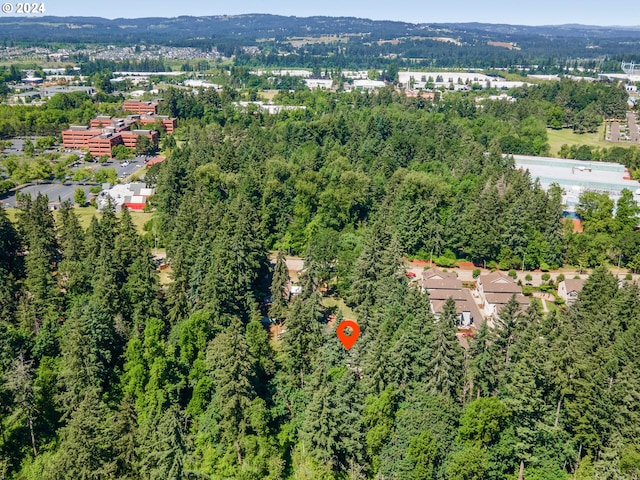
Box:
[546,124,611,156]
[322,297,357,320]
[5,205,152,233]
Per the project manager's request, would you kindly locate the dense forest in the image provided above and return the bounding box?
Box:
[155,80,637,271]
[2,76,640,479]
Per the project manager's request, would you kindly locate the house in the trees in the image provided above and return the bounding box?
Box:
[421,268,484,327]
[476,271,529,316]
[558,278,585,306]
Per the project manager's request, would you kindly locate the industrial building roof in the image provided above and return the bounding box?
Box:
[512,154,640,210]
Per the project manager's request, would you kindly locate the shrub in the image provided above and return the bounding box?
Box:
[472,268,481,279]
[434,256,456,268]
[539,283,554,293]
[525,274,533,282]
[541,273,551,282]
[0,179,16,195]
[556,273,565,283]
[508,269,517,279]
[625,273,633,281]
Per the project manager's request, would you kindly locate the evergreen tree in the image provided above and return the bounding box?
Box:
[123,251,162,330]
[493,295,524,365]
[58,300,119,411]
[166,246,191,325]
[16,193,57,263]
[387,288,434,389]
[0,207,21,323]
[47,388,115,479]
[466,321,499,399]
[18,240,59,334]
[281,294,323,388]
[205,317,256,464]
[427,298,463,400]
[0,205,22,275]
[140,407,191,480]
[99,199,119,252]
[269,250,290,321]
[83,215,102,267]
[57,201,89,298]
[91,245,122,319]
[348,221,392,310]
[300,346,365,475]
[109,395,139,477]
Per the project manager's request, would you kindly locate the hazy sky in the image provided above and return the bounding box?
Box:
[36,0,639,27]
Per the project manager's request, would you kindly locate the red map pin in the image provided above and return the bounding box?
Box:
[336,319,360,350]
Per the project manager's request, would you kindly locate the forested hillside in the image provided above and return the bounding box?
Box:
[3,15,640,69]
[2,81,640,479]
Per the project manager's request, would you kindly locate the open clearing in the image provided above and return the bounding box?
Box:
[323,297,357,320]
[546,124,611,155]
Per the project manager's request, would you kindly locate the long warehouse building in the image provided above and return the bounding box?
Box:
[513,154,640,213]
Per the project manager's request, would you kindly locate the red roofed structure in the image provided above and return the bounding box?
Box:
[146,157,165,166]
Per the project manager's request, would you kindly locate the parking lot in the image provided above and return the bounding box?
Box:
[3,138,26,155]
[2,182,92,208]
[72,156,147,179]
[1,155,148,208]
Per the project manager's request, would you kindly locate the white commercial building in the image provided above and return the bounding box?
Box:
[513,155,640,212]
[398,71,529,90]
[304,78,334,90]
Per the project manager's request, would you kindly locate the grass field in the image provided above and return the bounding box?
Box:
[260,90,280,101]
[5,205,152,233]
[323,297,357,320]
[546,124,610,155]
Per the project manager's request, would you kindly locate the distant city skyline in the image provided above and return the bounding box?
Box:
[33,0,640,27]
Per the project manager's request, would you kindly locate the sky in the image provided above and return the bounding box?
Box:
[36,0,640,27]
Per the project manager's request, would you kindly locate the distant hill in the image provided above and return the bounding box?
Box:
[2,15,640,69]
[1,15,639,44]
[0,15,421,43]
